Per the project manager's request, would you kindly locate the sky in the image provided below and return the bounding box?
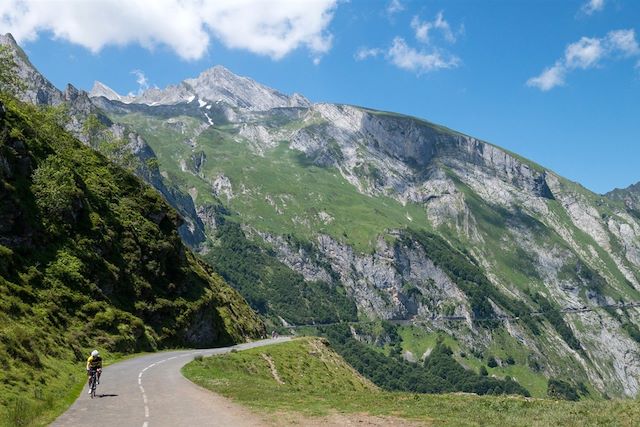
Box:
[1,0,639,194]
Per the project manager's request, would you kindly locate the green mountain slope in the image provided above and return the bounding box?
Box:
[105,98,640,398]
[0,96,264,425]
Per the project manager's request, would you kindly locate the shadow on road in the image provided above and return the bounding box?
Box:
[98,394,119,398]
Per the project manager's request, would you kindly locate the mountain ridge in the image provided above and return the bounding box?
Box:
[89,64,310,111]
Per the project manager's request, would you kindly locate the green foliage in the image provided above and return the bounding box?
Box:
[487,356,498,368]
[622,322,640,344]
[0,45,25,95]
[532,293,582,352]
[319,324,529,396]
[203,220,357,325]
[0,96,264,424]
[31,155,83,233]
[547,379,579,401]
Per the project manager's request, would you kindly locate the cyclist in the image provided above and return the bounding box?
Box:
[86,350,103,394]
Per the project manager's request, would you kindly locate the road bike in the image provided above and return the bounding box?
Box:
[88,368,100,398]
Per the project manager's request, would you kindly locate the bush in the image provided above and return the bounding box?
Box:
[547,378,579,401]
[487,356,498,368]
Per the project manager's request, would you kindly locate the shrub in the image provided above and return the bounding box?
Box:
[547,378,579,401]
[487,356,498,368]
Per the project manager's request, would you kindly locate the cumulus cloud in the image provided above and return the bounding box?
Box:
[581,0,605,15]
[0,0,338,61]
[526,63,566,91]
[411,12,456,44]
[565,37,603,69]
[527,29,640,91]
[356,10,461,75]
[387,37,459,73]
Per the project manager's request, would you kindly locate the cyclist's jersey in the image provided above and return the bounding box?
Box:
[86,355,103,370]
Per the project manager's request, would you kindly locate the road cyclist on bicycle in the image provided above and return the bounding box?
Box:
[86,349,103,396]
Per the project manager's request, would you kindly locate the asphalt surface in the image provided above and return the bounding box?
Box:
[51,337,291,427]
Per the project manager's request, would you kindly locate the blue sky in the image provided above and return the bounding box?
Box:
[1,0,639,194]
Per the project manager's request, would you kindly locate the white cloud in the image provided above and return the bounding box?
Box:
[387,37,459,74]
[357,11,461,75]
[606,29,640,56]
[565,37,603,69]
[387,0,405,15]
[0,0,337,62]
[527,29,640,91]
[526,62,566,91]
[354,47,383,61]
[581,0,605,15]
[131,69,149,94]
[411,12,456,44]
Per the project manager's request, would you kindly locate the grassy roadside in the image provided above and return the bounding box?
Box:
[0,350,154,427]
[182,338,640,427]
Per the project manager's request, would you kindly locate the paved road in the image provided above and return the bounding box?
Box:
[52,337,291,427]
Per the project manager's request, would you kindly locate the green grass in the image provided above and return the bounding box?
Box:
[111,112,428,252]
[183,338,639,426]
[398,326,459,359]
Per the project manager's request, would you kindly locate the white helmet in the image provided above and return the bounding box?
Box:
[91,350,99,357]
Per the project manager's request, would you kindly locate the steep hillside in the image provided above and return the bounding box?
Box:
[0,95,264,424]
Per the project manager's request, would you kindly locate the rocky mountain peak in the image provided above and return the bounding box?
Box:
[89,81,123,101]
[94,64,311,111]
[0,32,19,49]
[0,32,64,106]
[183,64,310,110]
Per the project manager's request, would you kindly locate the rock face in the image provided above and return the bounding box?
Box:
[5,32,640,398]
[89,65,310,111]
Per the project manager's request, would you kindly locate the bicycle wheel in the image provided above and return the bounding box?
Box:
[90,373,97,398]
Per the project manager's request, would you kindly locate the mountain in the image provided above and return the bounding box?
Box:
[0,94,264,423]
[3,33,640,399]
[607,181,640,212]
[89,80,124,101]
[93,71,640,398]
[90,65,309,111]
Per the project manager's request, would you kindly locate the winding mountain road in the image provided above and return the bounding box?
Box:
[52,337,291,427]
